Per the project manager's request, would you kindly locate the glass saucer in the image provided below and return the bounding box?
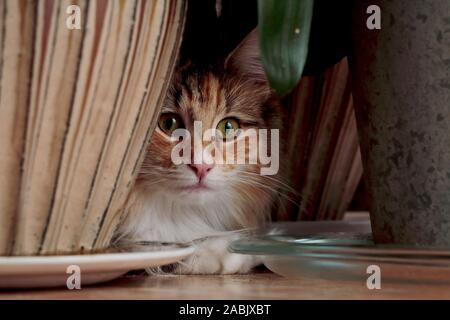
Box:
[229,221,450,283]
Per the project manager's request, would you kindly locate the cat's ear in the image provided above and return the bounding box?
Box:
[225,28,267,83]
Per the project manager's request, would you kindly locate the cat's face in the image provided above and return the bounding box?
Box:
[138,30,281,204]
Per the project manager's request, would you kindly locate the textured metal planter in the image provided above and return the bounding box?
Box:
[350,0,450,246]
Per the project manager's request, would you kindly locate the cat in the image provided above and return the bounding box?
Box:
[114,29,284,274]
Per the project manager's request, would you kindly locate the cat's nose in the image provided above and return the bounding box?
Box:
[188,163,214,181]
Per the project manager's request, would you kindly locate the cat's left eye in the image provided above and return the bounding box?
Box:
[216,118,240,140]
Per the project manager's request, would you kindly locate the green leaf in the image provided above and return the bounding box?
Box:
[257,0,314,96]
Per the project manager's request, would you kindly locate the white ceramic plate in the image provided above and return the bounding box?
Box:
[0,243,194,289]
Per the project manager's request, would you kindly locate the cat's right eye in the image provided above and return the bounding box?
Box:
[158,113,184,136]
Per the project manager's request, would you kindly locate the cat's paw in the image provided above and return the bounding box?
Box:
[174,236,261,274]
[220,251,260,274]
[176,250,260,274]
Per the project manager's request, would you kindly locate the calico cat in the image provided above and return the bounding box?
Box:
[115,29,284,274]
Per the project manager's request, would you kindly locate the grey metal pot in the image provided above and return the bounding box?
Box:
[349,0,450,246]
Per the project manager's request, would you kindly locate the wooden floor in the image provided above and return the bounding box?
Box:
[2,270,450,300]
[2,213,449,299]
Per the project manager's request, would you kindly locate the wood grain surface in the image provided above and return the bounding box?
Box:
[2,270,450,300]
